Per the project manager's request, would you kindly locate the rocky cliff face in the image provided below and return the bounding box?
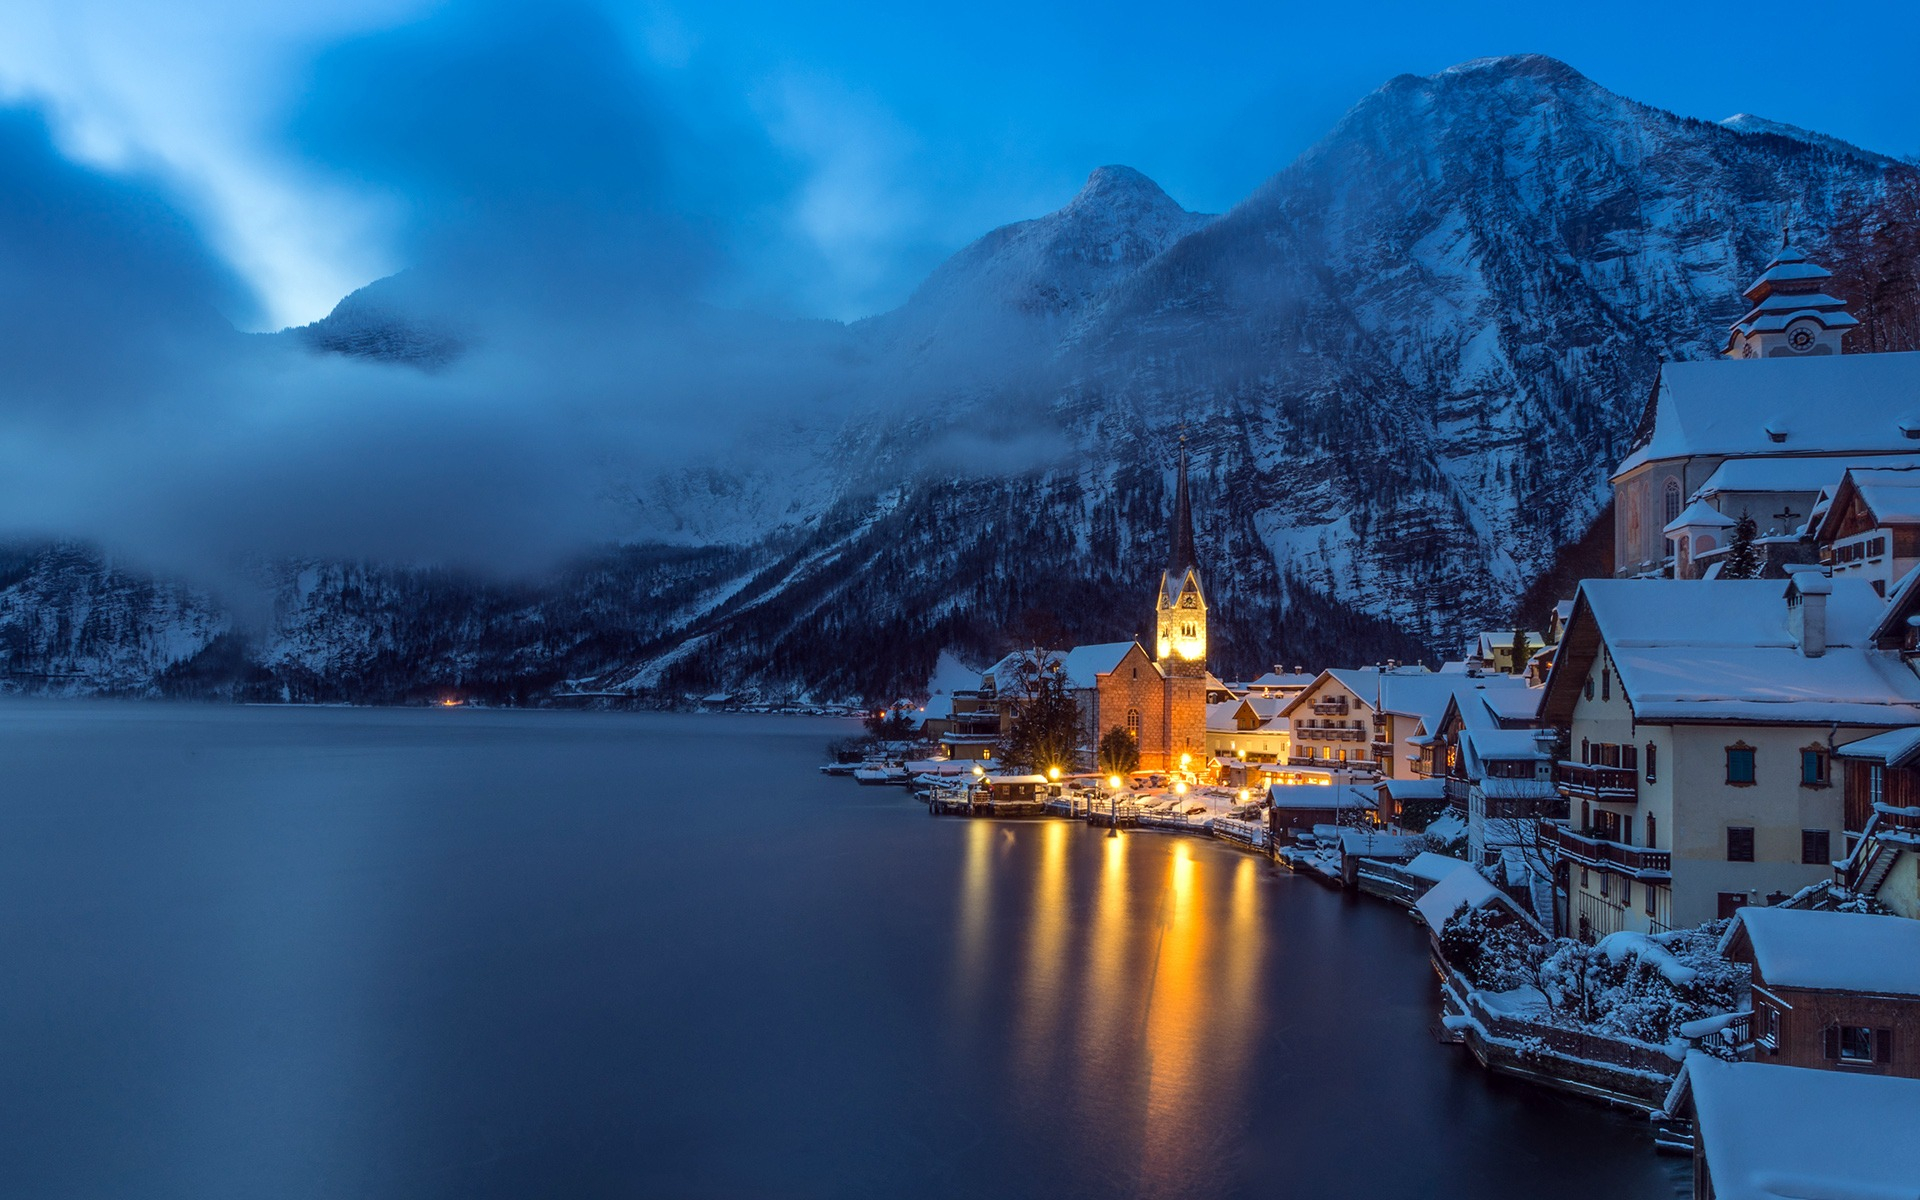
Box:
[3,56,1913,703]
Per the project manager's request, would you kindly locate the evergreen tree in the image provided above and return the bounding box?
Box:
[1509,623,1532,674]
[1721,510,1764,579]
[1098,726,1141,776]
[1000,651,1080,773]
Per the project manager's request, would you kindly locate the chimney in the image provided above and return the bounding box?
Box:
[1786,568,1831,658]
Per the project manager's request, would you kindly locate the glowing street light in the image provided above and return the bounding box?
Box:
[1047,766,1061,781]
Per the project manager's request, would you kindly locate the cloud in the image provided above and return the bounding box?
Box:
[0,106,252,418]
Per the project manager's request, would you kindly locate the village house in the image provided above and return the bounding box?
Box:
[1833,726,1920,920]
[1205,695,1289,764]
[1681,1052,1920,1200]
[1722,907,1920,1076]
[1811,465,1920,595]
[1539,574,1920,937]
[1235,668,1315,699]
[1609,242,1920,579]
[1280,665,1534,781]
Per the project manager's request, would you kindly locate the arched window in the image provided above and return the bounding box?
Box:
[1646,813,1657,848]
[1126,709,1141,737]
[1645,742,1657,783]
[1664,479,1682,525]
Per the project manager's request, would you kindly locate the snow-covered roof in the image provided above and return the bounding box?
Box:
[1728,907,1920,995]
[1380,778,1446,801]
[1833,726,1920,767]
[1545,579,1920,725]
[1406,852,1468,883]
[1460,727,1551,764]
[1693,453,1920,503]
[1336,829,1421,859]
[984,773,1050,786]
[1266,783,1374,810]
[1248,671,1315,690]
[1475,687,1543,724]
[1663,499,1735,535]
[1686,1052,1920,1200]
[1059,642,1144,689]
[920,695,954,721]
[1414,863,1501,929]
[1613,351,1920,477]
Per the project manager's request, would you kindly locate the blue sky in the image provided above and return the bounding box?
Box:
[3,0,1915,328]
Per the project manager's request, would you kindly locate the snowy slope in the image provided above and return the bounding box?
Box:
[2,55,1913,703]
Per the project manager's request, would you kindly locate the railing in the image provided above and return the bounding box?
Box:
[1555,761,1638,803]
[1312,700,1349,715]
[1444,776,1472,805]
[1541,822,1671,875]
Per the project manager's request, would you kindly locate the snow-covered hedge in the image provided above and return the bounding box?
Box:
[1442,909,1748,1047]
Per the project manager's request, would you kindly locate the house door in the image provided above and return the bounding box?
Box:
[1716,892,1746,920]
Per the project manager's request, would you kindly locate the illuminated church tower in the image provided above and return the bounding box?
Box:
[1154,439,1209,769]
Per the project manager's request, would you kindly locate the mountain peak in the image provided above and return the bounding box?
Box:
[1434,53,1590,85]
[1072,164,1173,205]
[1720,112,1895,166]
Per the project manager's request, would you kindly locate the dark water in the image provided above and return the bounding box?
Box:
[0,702,1682,1199]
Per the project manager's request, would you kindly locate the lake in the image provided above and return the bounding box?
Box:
[0,702,1682,1198]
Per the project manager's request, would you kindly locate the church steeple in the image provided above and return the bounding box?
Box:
[1155,436,1207,673]
[1168,436,1199,581]
[1725,234,1858,359]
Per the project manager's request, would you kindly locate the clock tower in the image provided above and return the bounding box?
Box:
[1725,239,1857,360]
[1154,438,1208,769]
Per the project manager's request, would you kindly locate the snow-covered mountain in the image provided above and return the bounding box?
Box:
[3,55,1914,703]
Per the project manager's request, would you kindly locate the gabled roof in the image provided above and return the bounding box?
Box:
[1541,578,1920,725]
[1613,351,1920,477]
[1459,728,1552,770]
[1059,642,1146,689]
[1725,907,1920,996]
[1812,464,1920,543]
[1663,499,1735,535]
[1685,1053,1920,1200]
[1413,862,1503,930]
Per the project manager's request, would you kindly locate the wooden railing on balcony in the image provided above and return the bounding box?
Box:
[1541,821,1671,875]
[1556,761,1639,803]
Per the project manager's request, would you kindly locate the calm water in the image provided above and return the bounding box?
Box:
[0,702,1682,1199]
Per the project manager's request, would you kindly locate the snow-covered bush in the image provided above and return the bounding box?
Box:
[1440,905,1535,991]
[1535,922,1746,1044]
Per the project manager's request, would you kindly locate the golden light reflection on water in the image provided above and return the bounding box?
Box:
[1138,839,1206,1191]
[949,823,1266,1195]
[1015,821,1070,1074]
[1077,831,1133,1066]
[952,818,995,1014]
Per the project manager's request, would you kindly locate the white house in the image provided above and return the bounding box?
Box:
[1539,574,1920,936]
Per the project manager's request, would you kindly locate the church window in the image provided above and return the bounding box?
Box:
[1126,709,1140,737]
[1663,480,1681,525]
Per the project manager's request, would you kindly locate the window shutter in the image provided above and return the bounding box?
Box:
[1824,1025,1840,1060]
[1876,1029,1893,1065]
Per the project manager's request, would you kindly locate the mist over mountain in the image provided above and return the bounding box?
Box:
[2,54,1915,703]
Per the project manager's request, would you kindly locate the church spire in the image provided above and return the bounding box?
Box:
[1169,434,1199,580]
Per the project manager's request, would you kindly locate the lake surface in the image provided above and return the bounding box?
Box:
[0,702,1683,1198]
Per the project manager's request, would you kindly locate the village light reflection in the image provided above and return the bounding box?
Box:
[1138,839,1205,1195]
[1015,820,1070,1077]
[952,818,995,1016]
[1078,829,1133,1071]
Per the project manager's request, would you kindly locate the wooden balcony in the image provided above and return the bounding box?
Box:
[1555,761,1638,804]
[1541,821,1671,877]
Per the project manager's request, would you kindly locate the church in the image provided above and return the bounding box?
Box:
[1612,238,1920,581]
[974,442,1212,773]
